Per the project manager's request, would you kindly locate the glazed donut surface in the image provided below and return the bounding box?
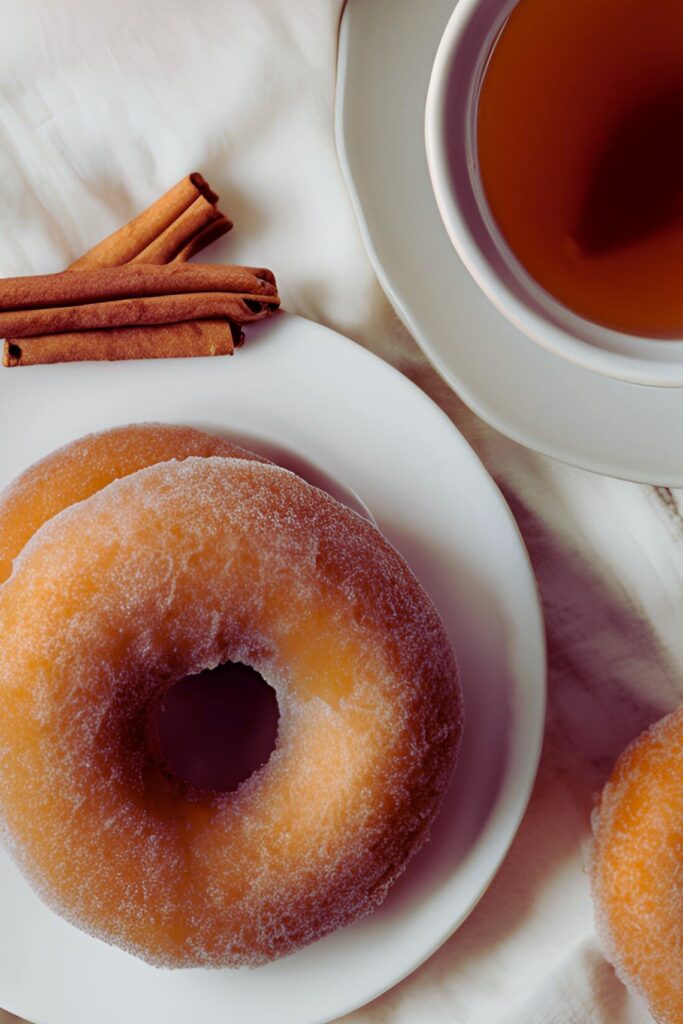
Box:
[0,447,462,967]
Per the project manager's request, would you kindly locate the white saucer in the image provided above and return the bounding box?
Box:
[0,314,545,1024]
[336,0,683,486]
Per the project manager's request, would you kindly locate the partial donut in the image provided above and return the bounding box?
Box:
[0,422,265,584]
[591,707,683,1023]
[0,449,462,967]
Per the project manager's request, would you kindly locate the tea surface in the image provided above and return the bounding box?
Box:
[477,0,683,336]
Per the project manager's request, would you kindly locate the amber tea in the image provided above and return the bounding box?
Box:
[477,0,683,336]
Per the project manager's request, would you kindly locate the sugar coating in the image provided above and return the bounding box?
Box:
[590,707,683,1023]
[0,453,462,968]
[0,422,266,585]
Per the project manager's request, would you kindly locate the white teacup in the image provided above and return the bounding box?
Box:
[425,0,683,387]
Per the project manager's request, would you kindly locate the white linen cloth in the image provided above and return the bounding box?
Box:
[0,1,678,1021]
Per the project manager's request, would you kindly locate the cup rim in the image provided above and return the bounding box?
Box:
[425,0,683,388]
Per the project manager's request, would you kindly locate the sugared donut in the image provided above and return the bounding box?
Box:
[591,707,683,1022]
[0,440,462,967]
[0,422,265,584]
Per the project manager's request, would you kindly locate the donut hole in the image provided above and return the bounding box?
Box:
[149,661,279,794]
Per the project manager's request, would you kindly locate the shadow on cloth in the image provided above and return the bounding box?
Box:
[342,348,677,1022]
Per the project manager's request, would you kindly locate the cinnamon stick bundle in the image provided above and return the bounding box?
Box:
[3,173,241,366]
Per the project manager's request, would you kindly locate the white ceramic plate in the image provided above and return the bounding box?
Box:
[336,0,683,486]
[0,314,545,1024]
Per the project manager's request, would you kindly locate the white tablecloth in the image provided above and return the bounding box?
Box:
[1,1,677,1021]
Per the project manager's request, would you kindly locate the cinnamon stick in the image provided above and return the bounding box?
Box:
[1,175,275,367]
[3,320,237,367]
[172,214,233,263]
[0,292,277,339]
[68,173,223,270]
[130,200,231,265]
[0,264,277,311]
